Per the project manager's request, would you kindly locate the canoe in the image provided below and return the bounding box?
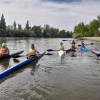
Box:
[91,49,100,57]
[0,51,24,61]
[0,52,46,79]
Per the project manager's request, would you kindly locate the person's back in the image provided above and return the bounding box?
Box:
[0,43,9,56]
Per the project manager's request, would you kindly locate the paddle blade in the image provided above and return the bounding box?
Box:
[47,49,55,52]
[13,58,20,63]
[62,40,67,41]
[45,53,53,55]
[97,54,100,57]
[90,43,94,45]
[78,45,81,47]
[13,55,23,58]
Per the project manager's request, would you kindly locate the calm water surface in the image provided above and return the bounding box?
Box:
[0,37,100,100]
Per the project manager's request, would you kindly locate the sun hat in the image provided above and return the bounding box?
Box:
[2,43,7,47]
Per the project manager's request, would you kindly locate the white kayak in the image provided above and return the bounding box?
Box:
[58,50,65,61]
[91,49,100,57]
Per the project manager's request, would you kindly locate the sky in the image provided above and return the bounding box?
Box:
[0,0,100,31]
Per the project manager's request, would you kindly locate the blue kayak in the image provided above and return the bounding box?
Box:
[0,52,46,79]
[81,47,87,52]
[0,51,24,61]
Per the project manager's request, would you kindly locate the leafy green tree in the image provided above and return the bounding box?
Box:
[88,19,100,36]
[31,25,42,37]
[0,14,6,30]
[25,20,30,30]
[18,24,22,30]
[13,21,17,30]
[74,22,88,36]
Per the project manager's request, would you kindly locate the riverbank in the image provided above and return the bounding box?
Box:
[83,37,100,41]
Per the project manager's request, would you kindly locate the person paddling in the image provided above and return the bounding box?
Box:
[70,40,77,50]
[0,43,10,56]
[81,40,85,47]
[26,43,39,57]
[59,42,64,51]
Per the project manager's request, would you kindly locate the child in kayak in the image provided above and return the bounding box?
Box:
[26,43,39,57]
[0,43,10,56]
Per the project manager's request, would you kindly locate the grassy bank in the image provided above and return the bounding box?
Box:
[83,37,100,41]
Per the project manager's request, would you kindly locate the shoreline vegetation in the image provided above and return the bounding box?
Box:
[82,37,100,41]
[0,14,100,38]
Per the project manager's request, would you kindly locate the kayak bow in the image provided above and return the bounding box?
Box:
[0,52,46,79]
[58,50,65,58]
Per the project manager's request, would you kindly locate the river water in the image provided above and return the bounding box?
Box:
[0,37,100,100]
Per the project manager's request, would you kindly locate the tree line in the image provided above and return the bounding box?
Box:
[0,13,100,38]
[0,14,72,38]
[73,16,100,38]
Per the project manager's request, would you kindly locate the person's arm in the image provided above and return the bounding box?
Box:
[35,48,40,54]
[6,47,10,54]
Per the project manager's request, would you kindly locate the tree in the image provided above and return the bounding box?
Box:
[18,24,22,30]
[88,19,100,36]
[31,25,42,37]
[74,22,89,37]
[25,20,30,30]
[13,21,17,30]
[0,14,6,30]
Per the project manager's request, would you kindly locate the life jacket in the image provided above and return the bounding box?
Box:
[59,46,64,51]
[0,47,7,55]
[28,49,36,56]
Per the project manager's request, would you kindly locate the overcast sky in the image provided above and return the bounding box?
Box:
[0,0,100,31]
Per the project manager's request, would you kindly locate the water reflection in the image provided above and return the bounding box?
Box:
[0,59,10,73]
[0,58,39,83]
[0,38,100,100]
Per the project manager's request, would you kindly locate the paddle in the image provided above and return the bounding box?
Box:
[62,40,71,41]
[47,49,59,52]
[13,53,53,58]
[13,58,20,63]
[47,49,76,54]
[78,43,94,47]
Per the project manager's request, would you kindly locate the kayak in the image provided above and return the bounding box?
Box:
[0,52,46,79]
[58,50,65,60]
[66,48,76,53]
[0,51,24,61]
[91,49,100,57]
[81,47,87,52]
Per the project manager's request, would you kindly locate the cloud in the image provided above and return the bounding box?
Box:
[0,0,14,4]
[40,0,80,3]
[0,0,100,31]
